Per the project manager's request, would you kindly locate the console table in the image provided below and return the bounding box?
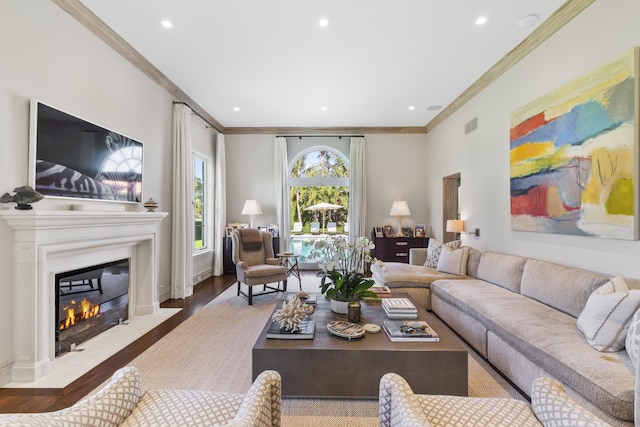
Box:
[372,235,428,263]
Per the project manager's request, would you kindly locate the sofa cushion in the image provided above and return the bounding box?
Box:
[466,247,483,279]
[531,377,610,427]
[577,276,640,352]
[371,262,465,288]
[437,247,469,276]
[520,259,609,318]
[425,239,460,268]
[475,252,527,293]
[431,280,635,421]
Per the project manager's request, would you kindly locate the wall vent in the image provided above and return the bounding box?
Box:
[464,117,478,135]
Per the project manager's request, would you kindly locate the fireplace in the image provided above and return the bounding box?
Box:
[55,259,130,357]
[0,210,167,384]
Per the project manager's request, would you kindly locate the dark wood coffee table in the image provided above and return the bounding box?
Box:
[252,294,468,398]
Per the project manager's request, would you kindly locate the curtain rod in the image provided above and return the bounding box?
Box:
[277,135,364,139]
[172,101,218,131]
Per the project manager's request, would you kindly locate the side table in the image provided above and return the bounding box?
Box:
[277,253,302,290]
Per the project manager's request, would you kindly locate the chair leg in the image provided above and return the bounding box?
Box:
[248,286,253,305]
[237,281,241,296]
[283,279,287,292]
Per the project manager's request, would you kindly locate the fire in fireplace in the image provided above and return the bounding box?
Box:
[55,259,130,356]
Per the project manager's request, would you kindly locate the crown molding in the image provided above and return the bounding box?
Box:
[54,0,594,136]
[223,126,428,135]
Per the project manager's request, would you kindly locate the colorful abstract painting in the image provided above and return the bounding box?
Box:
[510,48,638,240]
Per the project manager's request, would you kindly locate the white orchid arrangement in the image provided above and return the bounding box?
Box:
[309,236,381,302]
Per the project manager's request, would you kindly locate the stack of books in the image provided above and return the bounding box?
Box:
[382,298,418,319]
[382,320,439,342]
[370,285,392,298]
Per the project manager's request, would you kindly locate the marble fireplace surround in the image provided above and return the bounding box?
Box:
[0,210,170,387]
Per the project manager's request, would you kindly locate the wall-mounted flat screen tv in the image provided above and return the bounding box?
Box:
[29,100,143,203]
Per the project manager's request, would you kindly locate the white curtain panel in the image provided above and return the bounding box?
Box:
[213,133,226,276]
[171,103,194,299]
[349,137,367,241]
[274,137,289,253]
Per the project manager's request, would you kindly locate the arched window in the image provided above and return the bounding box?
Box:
[288,148,350,261]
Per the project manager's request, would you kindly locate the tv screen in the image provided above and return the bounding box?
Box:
[29,100,143,202]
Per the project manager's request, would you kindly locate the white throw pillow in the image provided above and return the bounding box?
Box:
[576,276,640,352]
[425,239,461,268]
[436,246,469,276]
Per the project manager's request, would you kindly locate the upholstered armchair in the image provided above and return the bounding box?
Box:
[0,367,282,427]
[231,228,287,305]
[379,373,611,427]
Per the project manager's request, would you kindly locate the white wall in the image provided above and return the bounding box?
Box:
[224,133,429,237]
[425,0,640,278]
[0,0,175,381]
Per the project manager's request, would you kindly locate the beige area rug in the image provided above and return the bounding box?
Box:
[123,273,526,426]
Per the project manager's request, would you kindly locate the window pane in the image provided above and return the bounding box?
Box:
[194,156,205,250]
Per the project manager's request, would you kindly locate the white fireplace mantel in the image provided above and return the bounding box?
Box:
[0,209,167,383]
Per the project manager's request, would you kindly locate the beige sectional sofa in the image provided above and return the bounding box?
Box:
[373,247,639,426]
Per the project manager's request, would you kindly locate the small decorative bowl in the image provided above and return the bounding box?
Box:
[143,198,159,212]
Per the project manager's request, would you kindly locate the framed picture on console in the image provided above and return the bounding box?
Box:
[414,224,425,238]
[374,227,384,238]
[383,225,394,237]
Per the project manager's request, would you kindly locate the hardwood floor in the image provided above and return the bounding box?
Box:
[0,275,237,413]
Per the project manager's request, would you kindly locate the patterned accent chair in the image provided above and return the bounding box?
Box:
[0,367,282,427]
[231,229,287,305]
[379,373,613,427]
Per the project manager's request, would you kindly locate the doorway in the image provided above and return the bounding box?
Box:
[442,173,460,242]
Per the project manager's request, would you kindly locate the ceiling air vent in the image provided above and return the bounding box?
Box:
[465,117,478,135]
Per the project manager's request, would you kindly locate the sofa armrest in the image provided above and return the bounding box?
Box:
[379,373,433,427]
[409,248,428,266]
[531,377,611,427]
[228,370,282,427]
[0,367,142,427]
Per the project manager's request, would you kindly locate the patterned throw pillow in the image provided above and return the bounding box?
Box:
[424,239,461,268]
[576,275,640,352]
[531,377,610,427]
[625,308,640,370]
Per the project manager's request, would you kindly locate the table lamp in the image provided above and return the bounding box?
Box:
[389,200,411,237]
[242,199,262,228]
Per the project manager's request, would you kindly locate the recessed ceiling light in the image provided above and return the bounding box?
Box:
[320,106,327,111]
[475,16,487,26]
[427,105,443,112]
[233,107,240,112]
[161,20,173,28]
[408,106,415,111]
[319,18,329,27]
[518,14,539,28]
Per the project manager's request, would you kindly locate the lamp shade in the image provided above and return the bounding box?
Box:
[389,200,411,216]
[241,200,262,215]
[446,219,464,233]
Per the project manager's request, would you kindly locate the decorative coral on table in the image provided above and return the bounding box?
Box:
[272,296,313,332]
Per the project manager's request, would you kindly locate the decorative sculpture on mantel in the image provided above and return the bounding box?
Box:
[0,186,44,210]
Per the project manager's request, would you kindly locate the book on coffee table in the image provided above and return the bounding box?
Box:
[266,319,315,339]
[382,320,439,342]
[382,297,418,319]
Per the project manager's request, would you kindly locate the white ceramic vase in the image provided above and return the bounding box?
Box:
[330,299,349,314]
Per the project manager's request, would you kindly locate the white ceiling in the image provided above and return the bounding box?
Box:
[79,0,566,129]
